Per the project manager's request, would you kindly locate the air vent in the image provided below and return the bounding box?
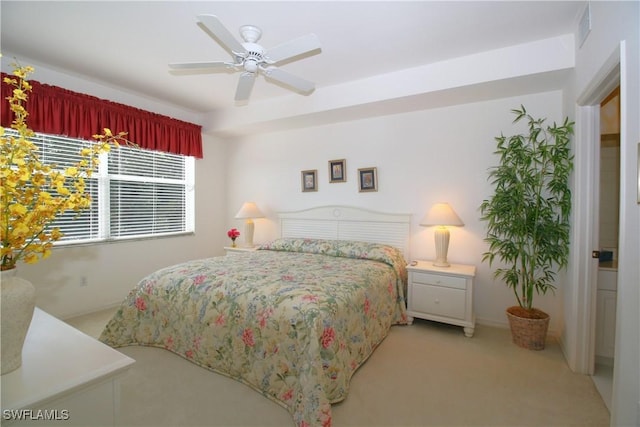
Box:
[578,3,591,48]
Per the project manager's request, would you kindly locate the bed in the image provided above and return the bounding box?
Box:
[100,206,411,427]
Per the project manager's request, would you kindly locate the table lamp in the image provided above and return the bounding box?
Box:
[420,203,464,267]
[234,202,264,247]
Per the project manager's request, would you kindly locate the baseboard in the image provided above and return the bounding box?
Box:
[476,316,560,339]
[595,355,615,367]
[475,317,510,330]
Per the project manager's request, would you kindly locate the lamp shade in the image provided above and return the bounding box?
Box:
[420,203,464,227]
[235,202,264,219]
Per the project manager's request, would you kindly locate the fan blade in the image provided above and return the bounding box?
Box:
[169,61,234,70]
[235,72,256,102]
[265,33,321,64]
[263,67,315,94]
[197,14,247,56]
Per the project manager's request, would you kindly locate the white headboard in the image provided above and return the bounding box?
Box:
[278,206,411,259]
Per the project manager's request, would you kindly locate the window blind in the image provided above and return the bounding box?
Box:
[6,129,194,245]
[108,147,190,238]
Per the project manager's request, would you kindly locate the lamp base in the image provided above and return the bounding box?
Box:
[244,219,255,247]
[433,227,451,268]
[432,260,451,268]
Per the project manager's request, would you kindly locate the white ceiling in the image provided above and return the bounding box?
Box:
[1,1,584,119]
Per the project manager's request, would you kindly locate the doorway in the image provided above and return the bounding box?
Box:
[591,87,620,411]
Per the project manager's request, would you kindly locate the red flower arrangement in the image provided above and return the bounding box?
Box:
[227,228,240,246]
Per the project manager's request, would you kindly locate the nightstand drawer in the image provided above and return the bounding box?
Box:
[410,272,466,290]
[224,246,258,256]
[226,250,244,256]
[410,283,466,320]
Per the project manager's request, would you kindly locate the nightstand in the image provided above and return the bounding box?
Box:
[406,260,476,337]
[224,246,258,256]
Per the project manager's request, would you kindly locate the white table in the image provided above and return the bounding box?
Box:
[406,261,477,337]
[1,308,135,426]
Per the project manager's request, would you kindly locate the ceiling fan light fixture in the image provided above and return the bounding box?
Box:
[244,59,259,73]
[239,25,262,43]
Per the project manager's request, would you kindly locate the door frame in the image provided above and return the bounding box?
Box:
[570,45,621,375]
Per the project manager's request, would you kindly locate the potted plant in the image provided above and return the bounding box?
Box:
[479,105,574,350]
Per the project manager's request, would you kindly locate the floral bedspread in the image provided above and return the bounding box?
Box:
[100,239,408,427]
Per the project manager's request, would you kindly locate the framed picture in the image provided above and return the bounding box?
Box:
[301,169,318,192]
[358,167,378,192]
[329,159,346,183]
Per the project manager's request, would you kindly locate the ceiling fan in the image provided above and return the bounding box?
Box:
[169,14,321,103]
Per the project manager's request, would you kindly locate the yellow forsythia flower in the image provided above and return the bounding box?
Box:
[23,253,39,264]
[9,204,27,216]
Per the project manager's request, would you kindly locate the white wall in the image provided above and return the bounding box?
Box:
[225,91,566,331]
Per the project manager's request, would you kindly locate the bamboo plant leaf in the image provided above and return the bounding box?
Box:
[480,106,574,313]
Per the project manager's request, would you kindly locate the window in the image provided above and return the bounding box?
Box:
[9,130,195,245]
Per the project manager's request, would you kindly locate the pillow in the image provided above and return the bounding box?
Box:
[334,240,408,282]
[259,238,339,256]
[260,238,407,283]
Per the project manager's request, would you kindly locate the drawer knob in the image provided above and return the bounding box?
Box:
[434,299,440,304]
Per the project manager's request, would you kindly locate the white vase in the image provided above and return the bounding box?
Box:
[1,268,36,374]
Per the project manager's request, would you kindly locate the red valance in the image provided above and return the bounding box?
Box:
[1,73,203,158]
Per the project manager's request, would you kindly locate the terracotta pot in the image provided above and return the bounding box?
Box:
[1,268,36,374]
[505,306,550,350]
